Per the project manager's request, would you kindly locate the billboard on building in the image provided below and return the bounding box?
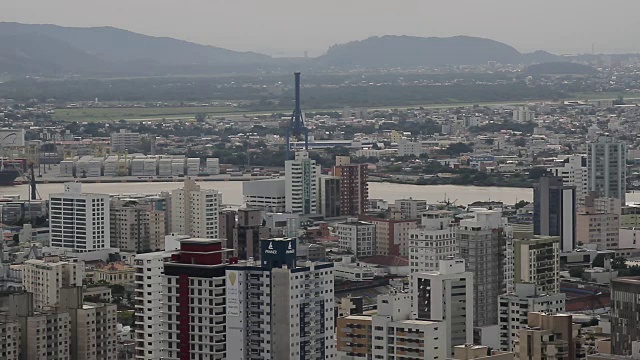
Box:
[226,270,240,317]
[0,130,25,147]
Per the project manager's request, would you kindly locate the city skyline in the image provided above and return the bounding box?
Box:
[2,0,640,56]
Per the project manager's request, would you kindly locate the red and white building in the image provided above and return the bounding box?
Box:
[333,156,368,216]
[161,238,236,360]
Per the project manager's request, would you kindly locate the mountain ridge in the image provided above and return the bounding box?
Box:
[0,22,568,77]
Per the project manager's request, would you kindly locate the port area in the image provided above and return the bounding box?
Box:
[25,164,273,185]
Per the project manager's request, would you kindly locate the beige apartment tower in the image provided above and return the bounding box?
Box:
[21,256,85,309]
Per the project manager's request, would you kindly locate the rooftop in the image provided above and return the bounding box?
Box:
[343,315,373,321]
[612,276,640,285]
[179,238,224,245]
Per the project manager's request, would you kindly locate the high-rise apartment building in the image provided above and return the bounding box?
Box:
[576,193,620,250]
[409,211,457,273]
[1,289,117,360]
[512,107,535,122]
[242,178,287,212]
[161,238,232,360]
[319,175,341,218]
[458,208,509,327]
[362,216,417,257]
[397,139,424,157]
[498,283,566,352]
[110,129,141,151]
[134,251,170,360]
[110,200,165,253]
[337,292,447,360]
[333,156,368,216]
[411,259,474,355]
[1,292,71,360]
[534,176,576,252]
[513,236,560,295]
[610,277,640,355]
[394,199,428,219]
[226,237,336,359]
[22,255,85,309]
[550,155,588,207]
[0,319,20,360]
[219,209,237,250]
[233,208,269,260]
[514,312,583,360]
[49,183,110,253]
[337,219,376,258]
[170,178,221,239]
[58,287,118,360]
[285,151,320,215]
[587,136,626,204]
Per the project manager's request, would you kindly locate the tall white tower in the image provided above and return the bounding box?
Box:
[49,182,110,252]
[285,151,320,215]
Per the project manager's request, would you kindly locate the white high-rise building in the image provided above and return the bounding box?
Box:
[134,252,170,360]
[336,219,376,258]
[411,258,474,355]
[587,136,626,204]
[397,139,424,157]
[394,198,428,219]
[512,107,535,122]
[226,237,336,360]
[161,238,232,360]
[409,211,457,273]
[337,293,447,360]
[550,155,588,207]
[498,283,566,352]
[170,178,221,239]
[49,183,110,252]
[242,178,286,212]
[22,255,85,309]
[370,293,446,360]
[285,151,320,215]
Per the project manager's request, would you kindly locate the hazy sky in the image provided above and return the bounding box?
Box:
[3,0,639,56]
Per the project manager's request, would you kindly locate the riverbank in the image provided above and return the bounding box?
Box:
[28,174,270,185]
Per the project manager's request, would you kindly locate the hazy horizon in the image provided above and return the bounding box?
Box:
[3,0,639,57]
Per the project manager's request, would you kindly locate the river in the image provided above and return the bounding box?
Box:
[9,181,640,207]
[0,181,535,207]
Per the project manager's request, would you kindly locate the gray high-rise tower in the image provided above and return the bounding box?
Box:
[534,176,576,252]
[457,208,509,327]
[587,136,626,204]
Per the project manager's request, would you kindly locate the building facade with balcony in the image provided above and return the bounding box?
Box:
[226,237,336,360]
[161,238,233,360]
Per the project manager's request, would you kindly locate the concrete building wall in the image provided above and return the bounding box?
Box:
[22,257,84,309]
[513,236,560,295]
[411,259,474,355]
[134,252,169,360]
[49,184,110,252]
[611,277,640,355]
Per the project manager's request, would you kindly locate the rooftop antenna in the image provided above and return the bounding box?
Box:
[285,72,309,161]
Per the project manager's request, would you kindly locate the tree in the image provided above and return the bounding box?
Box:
[109,284,126,297]
[513,137,527,147]
[569,267,584,279]
[592,254,605,268]
[515,200,530,209]
[611,257,627,270]
[195,113,208,122]
[528,167,550,180]
[444,142,473,156]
